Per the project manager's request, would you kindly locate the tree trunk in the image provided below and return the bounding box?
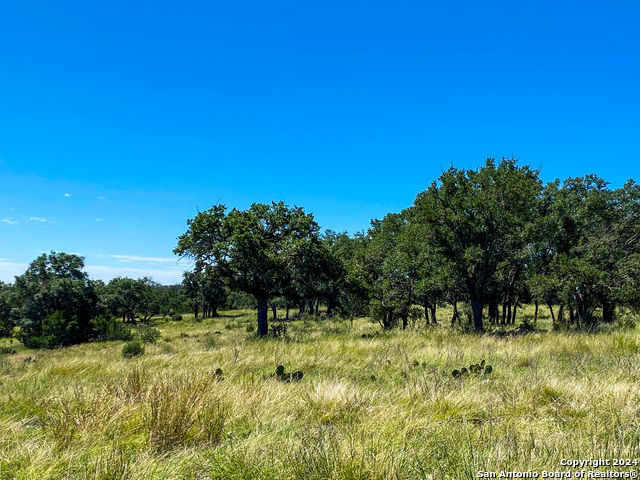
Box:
[470,297,484,333]
[534,300,539,325]
[451,299,459,327]
[256,293,269,337]
[548,302,556,325]
[602,298,615,323]
[558,304,564,327]
[430,304,437,325]
[271,303,277,321]
[211,305,218,318]
[512,303,518,325]
[285,305,290,320]
[384,310,395,330]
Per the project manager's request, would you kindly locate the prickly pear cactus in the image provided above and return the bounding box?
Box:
[451,360,493,378]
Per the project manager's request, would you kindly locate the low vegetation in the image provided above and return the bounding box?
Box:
[1,307,639,479]
[2,158,640,478]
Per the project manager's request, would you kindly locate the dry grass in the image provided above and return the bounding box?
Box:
[1,307,639,479]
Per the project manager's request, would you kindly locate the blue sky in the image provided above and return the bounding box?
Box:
[1,0,639,284]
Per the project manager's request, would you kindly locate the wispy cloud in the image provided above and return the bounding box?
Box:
[108,254,178,263]
[96,218,102,222]
[0,261,28,283]
[98,196,106,200]
[2,218,17,224]
[64,193,71,197]
[29,217,47,222]
[85,265,183,284]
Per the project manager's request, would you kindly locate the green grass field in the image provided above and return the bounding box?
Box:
[1,307,640,479]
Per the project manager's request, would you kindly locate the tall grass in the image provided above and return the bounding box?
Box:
[0,307,639,479]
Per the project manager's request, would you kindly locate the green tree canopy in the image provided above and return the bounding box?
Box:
[102,277,163,323]
[175,201,327,336]
[182,269,227,319]
[13,252,99,347]
[413,158,542,332]
[531,176,640,328]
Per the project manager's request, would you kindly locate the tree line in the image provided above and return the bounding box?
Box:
[175,158,640,335]
[0,253,254,347]
[2,157,640,346]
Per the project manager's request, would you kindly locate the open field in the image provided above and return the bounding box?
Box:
[1,307,640,479]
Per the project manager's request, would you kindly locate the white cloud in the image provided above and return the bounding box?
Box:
[0,261,28,283]
[108,254,178,263]
[2,218,17,224]
[85,265,184,284]
[96,218,102,222]
[64,193,71,197]
[98,196,106,200]
[29,217,47,222]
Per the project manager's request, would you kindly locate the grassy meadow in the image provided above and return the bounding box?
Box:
[1,306,640,479]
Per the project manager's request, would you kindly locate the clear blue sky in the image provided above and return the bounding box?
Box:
[1,0,639,284]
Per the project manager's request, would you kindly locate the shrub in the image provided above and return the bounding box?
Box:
[20,311,85,348]
[122,340,145,358]
[137,325,161,344]
[91,314,133,342]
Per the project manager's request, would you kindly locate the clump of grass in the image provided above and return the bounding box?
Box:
[119,366,147,399]
[145,374,226,452]
[201,332,218,350]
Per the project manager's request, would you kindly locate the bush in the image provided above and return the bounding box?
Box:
[122,340,145,358]
[0,318,14,338]
[137,325,161,344]
[19,311,86,348]
[91,315,133,342]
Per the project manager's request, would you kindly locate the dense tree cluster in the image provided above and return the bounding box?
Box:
[175,160,640,334]
[0,253,226,347]
[3,158,640,346]
[356,159,640,332]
